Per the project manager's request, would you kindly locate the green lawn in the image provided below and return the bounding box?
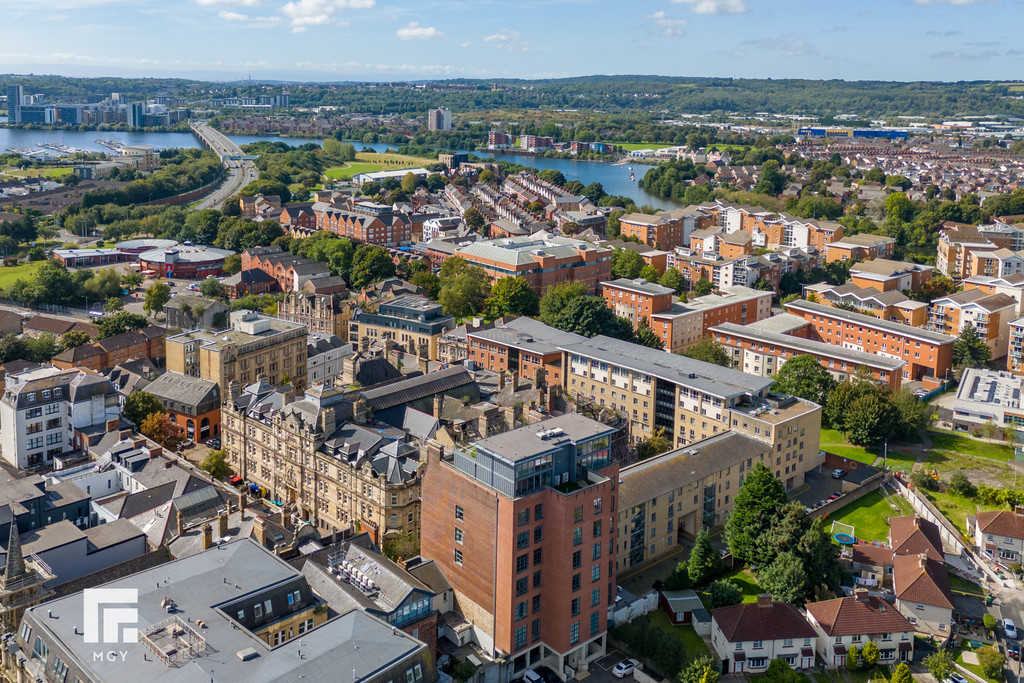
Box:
[1,166,72,179]
[710,567,761,604]
[324,163,384,180]
[947,571,985,596]
[0,260,47,288]
[647,610,710,659]
[929,430,1014,461]
[827,489,913,542]
[820,429,880,465]
[922,489,999,536]
[615,142,678,151]
[954,644,1003,683]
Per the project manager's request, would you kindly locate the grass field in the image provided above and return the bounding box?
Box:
[929,430,1014,461]
[647,610,710,659]
[0,260,47,288]
[324,163,384,180]
[355,152,436,168]
[1,166,72,179]
[922,489,1000,536]
[827,489,913,542]
[615,142,678,151]
[819,429,880,465]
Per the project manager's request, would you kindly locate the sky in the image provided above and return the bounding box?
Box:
[1,0,1023,82]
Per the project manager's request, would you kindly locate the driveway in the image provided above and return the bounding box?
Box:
[587,650,632,683]
[794,470,845,508]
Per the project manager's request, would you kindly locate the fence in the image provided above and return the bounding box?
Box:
[891,478,968,555]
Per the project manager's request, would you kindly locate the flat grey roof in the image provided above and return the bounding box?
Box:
[602,278,674,296]
[561,335,773,399]
[472,413,616,463]
[785,300,956,345]
[710,322,906,371]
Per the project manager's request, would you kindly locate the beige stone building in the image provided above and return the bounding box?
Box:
[166,310,308,392]
[615,394,822,572]
[221,381,423,545]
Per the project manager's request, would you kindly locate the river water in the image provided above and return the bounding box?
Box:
[0,127,674,208]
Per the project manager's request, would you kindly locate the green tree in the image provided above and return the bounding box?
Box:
[664,561,692,591]
[124,391,164,426]
[199,449,232,480]
[659,268,685,294]
[846,391,897,446]
[636,429,671,460]
[410,270,441,300]
[27,333,58,363]
[349,245,397,290]
[687,528,722,586]
[890,388,932,440]
[757,551,807,603]
[953,322,991,377]
[552,296,634,341]
[771,354,837,405]
[860,641,880,668]
[679,336,731,367]
[485,277,540,317]
[611,249,645,279]
[763,659,800,683]
[923,651,955,683]
[401,171,420,194]
[693,277,713,297]
[463,207,485,233]
[885,192,916,225]
[948,471,977,498]
[706,579,743,609]
[143,281,171,317]
[891,664,912,683]
[539,281,588,325]
[223,253,242,274]
[977,646,1005,681]
[639,265,660,282]
[97,311,148,339]
[438,258,490,319]
[678,655,720,683]
[83,268,124,300]
[59,330,90,351]
[199,277,225,300]
[847,644,860,671]
[140,411,183,451]
[724,462,786,564]
[635,317,664,350]
[103,296,124,312]
[382,532,420,563]
[984,613,998,632]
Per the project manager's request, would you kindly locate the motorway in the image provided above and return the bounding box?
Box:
[190,121,259,211]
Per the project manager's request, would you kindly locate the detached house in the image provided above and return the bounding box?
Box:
[711,597,817,674]
[805,592,914,668]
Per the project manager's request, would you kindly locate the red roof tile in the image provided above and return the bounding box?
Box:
[712,601,816,642]
[806,596,912,637]
[889,515,943,561]
[893,555,954,609]
[976,510,1024,540]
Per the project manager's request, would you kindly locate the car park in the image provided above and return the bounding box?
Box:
[612,660,640,679]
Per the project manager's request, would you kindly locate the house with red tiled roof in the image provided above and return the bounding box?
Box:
[889,515,944,561]
[711,596,817,674]
[975,507,1024,563]
[893,554,954,637]
[805,592,914,668]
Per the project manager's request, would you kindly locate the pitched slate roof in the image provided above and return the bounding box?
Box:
[805,596,913,636]
[712,601,816,642]
[361,366,474,411]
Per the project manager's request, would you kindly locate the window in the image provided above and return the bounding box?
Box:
[593,542,602,560]
[534,526,543,543]
[783,638,793,647]
[570,622,580,645]
[753,640,763,649]
[532,618,541,642]
[518,509,530,526]
[572,573,581,591]
[573,506,583,523]
[533,571,542,588]
[516,601,528,620]
[516,578,528,596]
[455,504,464,520]
[591,588,600,607]
[593,498,603,514]
[592,565,601,582]
[533,594,542,613]
[515,625,527,650]
[517,531,529,550]
[52,657,69,682]
[572,551,581,569]
[516,554,529,573]
[19,623,30,643]
[593,520,602,537]
[590,612,600,635]
[454,549,463,566]
[533,548,542,565]
[571,598,580,616]
[254,603,263,619]
[574,528,583,547]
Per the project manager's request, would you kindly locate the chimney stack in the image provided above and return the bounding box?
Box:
[238,489,248,511]
[176,511,185,536]
[511,371,519,391]
[756,594,771,607]
[499,370,506,390]
[854,589,869,602]
[913,517,920,527]
[433,393,444,419]
[218,512,229,539]
[202,523,213,550]
[918,553,928,569]
[1015,506,1024,517]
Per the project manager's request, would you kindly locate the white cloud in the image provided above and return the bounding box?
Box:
[644,10,687,36]
[672,0,747,14]
[460,41,471,48]
[280,0,371,32]
[483,29,529,52]
[396,22,443,40]
[750,33,819,57]
[197,0,260,6]
[218,10,248,20]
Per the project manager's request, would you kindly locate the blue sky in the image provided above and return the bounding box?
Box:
[3,0,1023,82]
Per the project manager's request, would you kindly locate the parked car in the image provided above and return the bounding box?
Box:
[228,475,244,486]
[206,438,221,449]
[946,674,969,683]
[523,670,543,683]
[534,666,560,683]
[1008,641,1020,660]
[832,468,847,479]
[827,493,841,501]
[612,660,640,679]
[1005,618,1018,640]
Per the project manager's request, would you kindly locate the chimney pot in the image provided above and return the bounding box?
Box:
[854,589,869,602]
[756,594,771,607]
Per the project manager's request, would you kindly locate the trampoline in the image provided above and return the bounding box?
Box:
[833,533,856,544]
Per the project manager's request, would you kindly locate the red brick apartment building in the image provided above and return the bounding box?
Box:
[51,326,165,373]
[455,236,613,295]
[421,414,619,678]
[466,317,585,387]
[848,259,934,293]
[241,246,331,293]
[824,233,897,263]
[784,300,955,388]
[313,200,413,247]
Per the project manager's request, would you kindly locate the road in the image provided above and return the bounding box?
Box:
[190,121,259,211]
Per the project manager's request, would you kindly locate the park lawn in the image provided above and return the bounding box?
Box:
[0,260,47,288]
[827,490,912,542]
[324,163,383,180]
[354,152,437,169]
[646,610,710,659]
[820,429,879,465]
[3,166,72,179]
[929,430,1014,461]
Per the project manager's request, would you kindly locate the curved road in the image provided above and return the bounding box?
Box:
[190,121,259,211]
